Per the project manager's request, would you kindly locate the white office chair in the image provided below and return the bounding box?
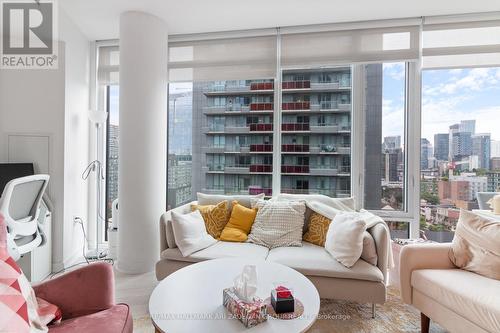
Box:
[0,174,50,261]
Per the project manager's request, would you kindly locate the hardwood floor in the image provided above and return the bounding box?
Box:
[114,269,158,318]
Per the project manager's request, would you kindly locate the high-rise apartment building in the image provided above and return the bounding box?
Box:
[472,133,491,170]
[434,133,449,161]
[106,124,119,218]
[192,68,355,198]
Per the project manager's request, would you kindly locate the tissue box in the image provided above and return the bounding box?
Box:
[223,287,267,328]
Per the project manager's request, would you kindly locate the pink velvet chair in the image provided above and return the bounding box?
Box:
[33,263,133,332]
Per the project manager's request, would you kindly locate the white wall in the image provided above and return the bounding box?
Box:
[0,7,91,271]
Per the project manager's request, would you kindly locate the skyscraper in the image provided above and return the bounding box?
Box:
[459,119,476,135]
[472,133,491,170]
[491,140,500,158]
[421,138,432,170]
[449,124,472,161]
[434,133,449,161]
[383,136,401,151]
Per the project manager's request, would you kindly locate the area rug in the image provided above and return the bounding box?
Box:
[133,287,447,333]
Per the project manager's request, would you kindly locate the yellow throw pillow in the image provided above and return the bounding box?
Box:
[303,211,332,246]
[219,201,258,242]
[191,200,229,239]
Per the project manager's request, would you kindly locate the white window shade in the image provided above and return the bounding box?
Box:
[98,46,119,85]
[168,36,277,82]
[281,25,420,67]
[423,20,500,69]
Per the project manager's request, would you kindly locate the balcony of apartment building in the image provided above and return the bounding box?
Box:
[281,123,310,132]
[249,123,273,132]
[203,104,251,115]
[202,164,225,173]
[249,144,273,153]
[248,186,272,197]
[249,102,274,112]
[250,82,274,91]
[224,164,251,174]
[281,144,310,153]
[249,164,273,173]
[201,144,251,154]
[281,165,310,174]
[281,187,351,197]
[282,101,311,112]
[309,164,350,176]
[309,144,351,155]
[309,101,352,113]
[282,80,311,90]
[309,122,351,133]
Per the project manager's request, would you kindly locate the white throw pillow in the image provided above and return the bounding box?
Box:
[247,200,305,249]
[324,211,368,268]
[171,210,217,257]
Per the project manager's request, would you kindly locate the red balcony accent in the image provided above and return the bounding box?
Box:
[281,165,310,173]
[250,144,273,152]
[250,164,273,173]
[249,123,273,132]
[250,103,273,111]
[281,102,310,110]
[249,186,272,196]
[282,81,311,89]
[281,123,310,131]
[281,144,310,152]
[250,82,274,91]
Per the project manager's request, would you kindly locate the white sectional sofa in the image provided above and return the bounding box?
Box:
[155,197,390,313]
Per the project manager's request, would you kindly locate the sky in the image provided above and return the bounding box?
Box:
[382,65,500,144]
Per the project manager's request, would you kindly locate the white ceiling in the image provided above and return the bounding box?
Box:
[60,0,500,40]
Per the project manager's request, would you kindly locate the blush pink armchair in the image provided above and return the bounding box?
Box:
[33,262,133,333]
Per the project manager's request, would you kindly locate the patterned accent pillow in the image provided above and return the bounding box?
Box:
[191,200,229,239]
[303,212,331,246]
[247,200,305,249]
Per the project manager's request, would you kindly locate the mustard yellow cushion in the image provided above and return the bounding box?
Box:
[191,200,229,239]
[219,201,258,242]
[303,211,332,246]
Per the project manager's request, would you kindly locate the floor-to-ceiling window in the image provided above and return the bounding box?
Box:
[419,67,500,242]
[105,85,119,233]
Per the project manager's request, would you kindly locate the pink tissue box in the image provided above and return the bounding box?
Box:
[223,287,267,328]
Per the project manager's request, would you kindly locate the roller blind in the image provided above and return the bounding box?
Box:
[281,23,421,67]
[98,46,119,85]
[168,35,277,82]
[422,19,500,69]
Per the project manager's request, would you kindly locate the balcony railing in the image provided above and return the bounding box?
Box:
[249,103,273,111]
[281,188,351,197]
[282,123,310,131]
[250,82,274,91]
[248,186,272,196]
[281,144,309,152]
[281,165,310,174]
[250,144,273,152]
[282,102,310,111]
[249,123,273,132]
[250,164,272,173]
[207,164,225,171]
[282,81,311,89]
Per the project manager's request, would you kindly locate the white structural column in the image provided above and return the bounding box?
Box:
[117,12,168,274]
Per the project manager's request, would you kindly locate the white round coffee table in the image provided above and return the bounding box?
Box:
[149,258,320,333]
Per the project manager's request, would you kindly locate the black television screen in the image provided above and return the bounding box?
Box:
[0,163,35,195]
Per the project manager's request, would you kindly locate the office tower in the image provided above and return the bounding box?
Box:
[459,120,476,135]
[421,138,432,170]
[491,140,500,158]
[491,157,500,170]
[472,133,491,170]
[383,136,401,151]
[449,124,472,161]
[364,64,384,209]
[167,154,193,209]
[434,133,449,161]
[384,151,399,182]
